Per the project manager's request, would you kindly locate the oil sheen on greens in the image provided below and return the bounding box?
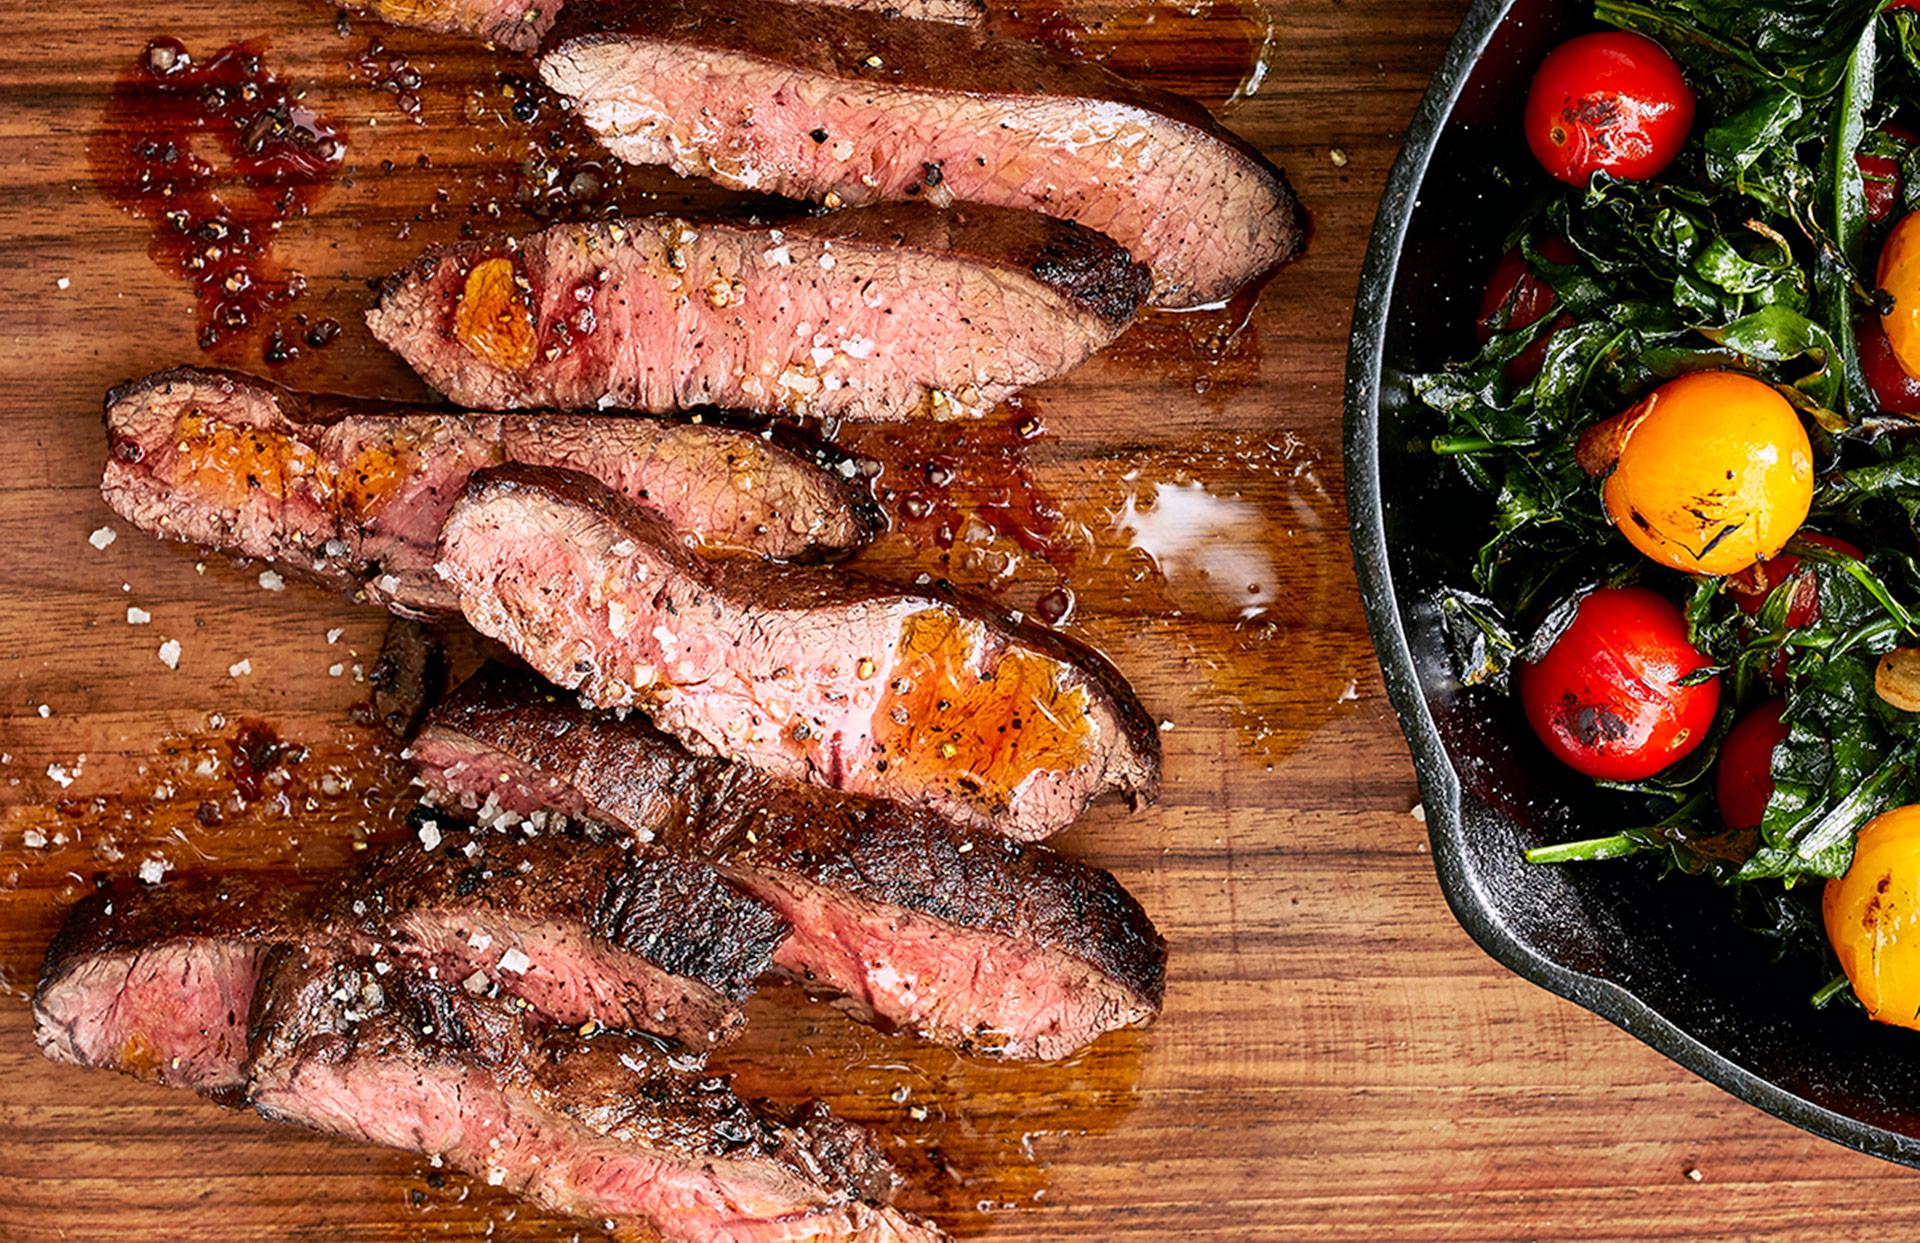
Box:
[1418,0,1920,909]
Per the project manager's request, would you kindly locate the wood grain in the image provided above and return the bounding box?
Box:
[3,0,1916,1239]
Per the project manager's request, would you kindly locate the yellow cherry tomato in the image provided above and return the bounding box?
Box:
[1579,370,1813,577]
[1877,213,1920,381]
[1825,804,1920,1030]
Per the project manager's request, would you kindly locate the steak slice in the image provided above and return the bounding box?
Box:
[540,0,1303,308]
[358,617,449,737]
[33,876,300,1099]
[329,0,983,56]
[414,663,1167,1060]
[249,947,946,1243]
[323,824,788,1047]
[366,203,1148,420]
[102,367,876,616]
[435,466,1160,841]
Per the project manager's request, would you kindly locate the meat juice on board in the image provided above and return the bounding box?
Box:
[91,39,346,364]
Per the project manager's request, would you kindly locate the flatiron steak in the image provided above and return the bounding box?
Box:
[33,876,300,1099]
[367,203,1149,421]
[433,465,1161,840]
[102,367,876,616]
[413,663,1167,1059]
[249,946,946,1243]
[540,0,1303,307]
[321,824,789,1047]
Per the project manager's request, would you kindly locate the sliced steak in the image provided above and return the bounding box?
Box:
[102,367,876,616]
[324,825,788,1047]
[329,0,983,56]
[358,617,449,737]
[541,0,1302,308]
[33,876,300,1099]
[415,664,1167,1059]
[436,466,1160,840]
[367,203,1148,420]
[249,947,945,1243]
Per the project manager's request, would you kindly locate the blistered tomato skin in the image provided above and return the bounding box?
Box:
[1524,32,1696,186]
[1476,237,1578,383]
[1578,371,1814,578]
[1858,313,1920,415]
[1518,586,1721,782]
[1879,214,1920,381]
[1715,700,1788,831]
[1825,805,1920,1031]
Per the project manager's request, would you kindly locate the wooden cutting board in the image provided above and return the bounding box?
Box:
[5,1,1919,1239]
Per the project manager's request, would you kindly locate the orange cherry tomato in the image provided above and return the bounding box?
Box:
[1525,32,1696,186]
[1519,586,1720,781]
[1825,805,1920,1031]
[1577,371,1814,578]
[1878,213,1920,381]
[1715,700,1788,831]
[1476,237,1578,383]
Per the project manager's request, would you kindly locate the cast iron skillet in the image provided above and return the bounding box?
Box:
[1345,0,1920,1166]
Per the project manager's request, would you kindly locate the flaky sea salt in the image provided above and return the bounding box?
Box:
[88,527,116,550]
[138,856,172,884]
[228,658,252,678]
[126,606,151,625]
[258,570,286,592]
[418,821,442,851]
[498,948,532,975]
[326,628,344,644]
[158,639,181,669]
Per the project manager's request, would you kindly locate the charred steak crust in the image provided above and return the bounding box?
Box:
[366,204,1147,420]
[540,0,1302,305]
[425,663,1168,1019]
[248,946,935,1241]
[360,617,449,737]
[34,876,304,1098]
[436,464,1160,839]
[327,826,788,1007]
[100,366,877,615]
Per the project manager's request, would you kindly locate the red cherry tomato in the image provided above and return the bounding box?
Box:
[1519,586,1721,781]
[1730,533,1864,629]
[1525,32,1696,186]
[1716,700,1789,830]
[1476,237,1578,382]
[1860,312,1920,415]
[1860,124,1917,224]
